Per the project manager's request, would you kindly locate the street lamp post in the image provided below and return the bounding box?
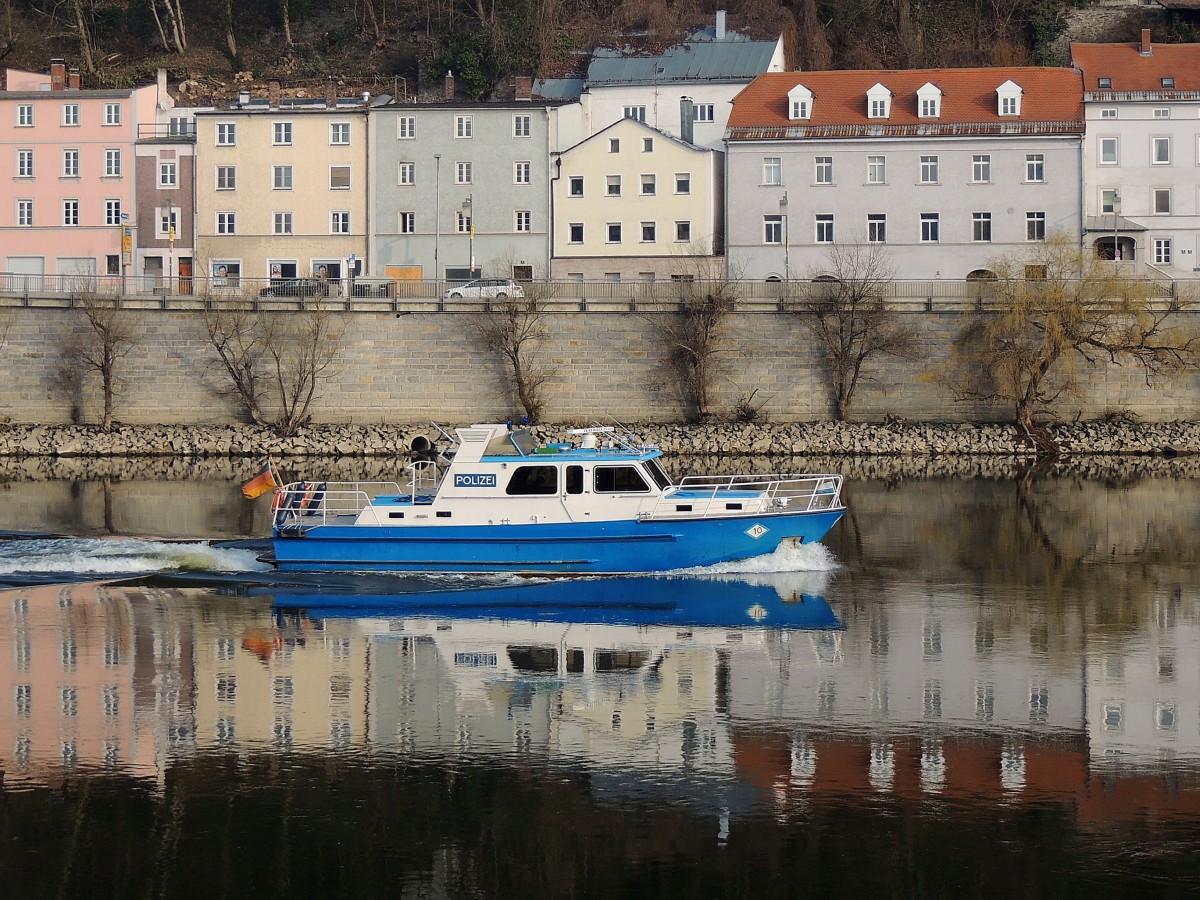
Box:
[779,191,790,282]
[164,196,175,294]
[463,193,474,276]
[1112,190,1121,264]
[434,153,442,299]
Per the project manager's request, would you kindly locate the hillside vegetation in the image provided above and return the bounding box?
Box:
[0,0,1196,103]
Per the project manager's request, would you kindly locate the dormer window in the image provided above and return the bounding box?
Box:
[1162,77,1175,89]
[788,84,813,121]
[1097,77,1112,89]
[997,80,1023,116]
[866,83,892,119]
[916,82,942,118]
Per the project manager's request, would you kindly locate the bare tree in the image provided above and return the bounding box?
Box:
[203,302,269,425]
[69,291,140,431]
[148,0,187,53]
[471,279,552,424]
[793,240,918,421]
[946,233,1199,453]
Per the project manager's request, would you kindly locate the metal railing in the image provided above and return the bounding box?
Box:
[642,473,844,520]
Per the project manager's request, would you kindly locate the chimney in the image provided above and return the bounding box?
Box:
[716,10,727,40]
[680,96,694,144]
[269,80,281,109]
[325,78,337,108]
[444,70,455,101]
[238,90,250,107]
[1140,29,1152,56]
[68,68,80,90]
[515,76,532,102]
[50,59,66,91]
[157,67,168,104]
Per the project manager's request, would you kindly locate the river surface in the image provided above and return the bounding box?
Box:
[1,458,1199,898]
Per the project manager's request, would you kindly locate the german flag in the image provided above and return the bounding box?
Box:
[242,466,278,500]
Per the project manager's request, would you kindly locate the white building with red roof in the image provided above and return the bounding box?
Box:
[1072,30,1200,278]
[724,68,1085,281]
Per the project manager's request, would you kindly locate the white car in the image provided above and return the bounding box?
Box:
[442,278,525,301]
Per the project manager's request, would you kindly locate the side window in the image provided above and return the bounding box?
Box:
[506,466,558,495]
[566,465,584,495]
[594,466,650,493]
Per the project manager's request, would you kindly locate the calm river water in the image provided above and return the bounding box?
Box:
[1,457,1199,898]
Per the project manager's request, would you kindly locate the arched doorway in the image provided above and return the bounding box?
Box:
[1093,236,1134,261]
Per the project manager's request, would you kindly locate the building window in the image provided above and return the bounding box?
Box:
[105,199,121,226]
[763,215,783,244]
[398,161,415,185]
[17,104,32,126]
[1100,188,1118,214]
[216,165,236,190]
[1153,107,1170,118]
[675,221,691,242]
[169,116,192,136]
[1097,77,1112,89]
[159,207,177,238]
[1152,136,1171,165]
[607,222,622,243]
[456,161,472,184]
[455,115,472,138]
[104,149,122,177]
[675,173,690,194]
[330,122,350,145]
[569,176,584,197]
[641,221,656,242]
[869,98,888,118]
[62,103,79,126]
[17,199,32,226]
[1000,95,1018,115]
[920,212,939,242]
[763,157,782,185]
[399,211,415,233]
[1099,137,1118,165]
[398,116,415,139]
[1025,154,1044,183]
[273,211,293,235]
[514,161,531,184]
[211,261,240,286]
[606,174,621,196]
[609,138,620,153]
[920,155,939,183]
[330,211,351,234]
[330,165,351,190]
[972,154,991,183]
[63,149,79,177]
[273,121,293,145]
[815,214,834,243]
[515,210,531,233]
[273,165,292,190]
[867,156,886,184]
[643,137,653,152]
[1100,107,1117,118]
[1026,212,1046,241]
[63,199,80,226]
[17,149,33,177]
[1154,188,1172,214]
[1155,238,1172,265]
[791,99,809,119]
[972,212,992,242]
[867,213,886,243]
[920,97,938,117]
[640,174,655,195]
[216,122,236,145]
[101,102,120,125]
[569,223,584,243]
[693,103,715,122]
[815,156,833,184]
[513,114,531,138]
[159,161,177,187]
[623,105,646,122]
[217,211,237,234]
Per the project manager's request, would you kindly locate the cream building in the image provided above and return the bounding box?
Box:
[194,85,371,293]
[551,117,723,281]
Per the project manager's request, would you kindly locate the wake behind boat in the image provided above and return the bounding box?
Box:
[264,423,845,575]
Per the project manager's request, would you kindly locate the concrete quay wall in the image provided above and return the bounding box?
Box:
[3,307,1200,426]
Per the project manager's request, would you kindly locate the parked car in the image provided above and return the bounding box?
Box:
[442,278,525,301]
[260,277,322,297]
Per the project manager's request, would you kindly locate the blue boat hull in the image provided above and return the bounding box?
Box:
[271,508,844,574]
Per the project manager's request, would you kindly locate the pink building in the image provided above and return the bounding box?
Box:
[1,59,170,288]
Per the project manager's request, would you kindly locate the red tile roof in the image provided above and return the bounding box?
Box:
[1071,37,1200,93]
[727,68,1083,139]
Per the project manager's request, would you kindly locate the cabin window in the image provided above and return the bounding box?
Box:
[566,465,584,495]
[506,465,558,495]
[645,459,673,490]
[594,466,650,493]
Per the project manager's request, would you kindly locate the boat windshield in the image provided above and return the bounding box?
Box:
[645,459,673,490]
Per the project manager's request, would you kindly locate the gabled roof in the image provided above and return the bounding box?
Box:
[555,115,716,157]
[726,68,1083,139]
[1071,38,1200,93]
[585,35,781,86]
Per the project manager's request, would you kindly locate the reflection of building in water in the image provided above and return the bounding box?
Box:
[0,583,195,787]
